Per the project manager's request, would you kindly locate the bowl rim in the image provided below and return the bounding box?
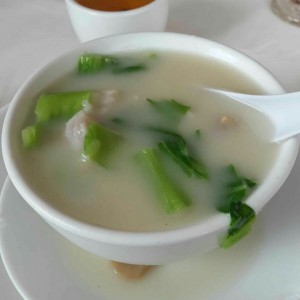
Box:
[2,32,299,246]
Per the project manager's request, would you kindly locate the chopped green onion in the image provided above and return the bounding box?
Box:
[83,122,121,167]
[35,91,92,122]
[136,148,191,213]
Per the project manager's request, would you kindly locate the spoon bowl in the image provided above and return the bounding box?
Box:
[208,89,300,142]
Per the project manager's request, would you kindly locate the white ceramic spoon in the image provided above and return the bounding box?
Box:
[208,89,300,143]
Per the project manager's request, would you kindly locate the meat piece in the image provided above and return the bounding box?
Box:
[84,89,119,119]
[65,111,92,149]
[219,115,236,127]
[111,261,153,279]
[65,89,119,149]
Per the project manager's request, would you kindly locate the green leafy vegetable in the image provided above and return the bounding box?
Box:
[147,98,190,121]
[112,64,146,74]
[145,126,208,180]
[136,148,191,213]
[35,91,92,122]
[111,117,125,125]
[195,129,201,139]
[103,56,119,66]
[78,54,119,73]
[159,140,208,180]
[149,53,158,59]
[219,202,256,249]
[78,53,151,75]
[21,124,42,148]
[218,165,256,213]
[145,126,186,145]
[218,165,257,248]
[83,122,121,167]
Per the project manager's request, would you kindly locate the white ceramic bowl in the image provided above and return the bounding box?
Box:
[64,0,169,42]
[2,33,299,265]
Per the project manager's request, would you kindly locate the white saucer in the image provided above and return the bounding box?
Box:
[1,173,300,300]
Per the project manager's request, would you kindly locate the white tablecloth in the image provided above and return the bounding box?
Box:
[1,0,300,298]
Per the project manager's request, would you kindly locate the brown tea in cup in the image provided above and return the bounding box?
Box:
[75,0,155,11]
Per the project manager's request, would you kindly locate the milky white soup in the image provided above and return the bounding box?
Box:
[20,51,279,232]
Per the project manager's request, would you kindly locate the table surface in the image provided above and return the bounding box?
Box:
[1,0,300,299]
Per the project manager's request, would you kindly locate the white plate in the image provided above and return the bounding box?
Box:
[1,172,300,300]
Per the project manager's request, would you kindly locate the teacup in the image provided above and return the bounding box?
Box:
[64,0,169,42]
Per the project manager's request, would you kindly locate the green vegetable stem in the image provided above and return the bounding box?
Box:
[35,91,92,122]
[21,124,42,148]
[136,148,191,213]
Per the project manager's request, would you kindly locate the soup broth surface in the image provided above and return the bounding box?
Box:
[20,51,279,232]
